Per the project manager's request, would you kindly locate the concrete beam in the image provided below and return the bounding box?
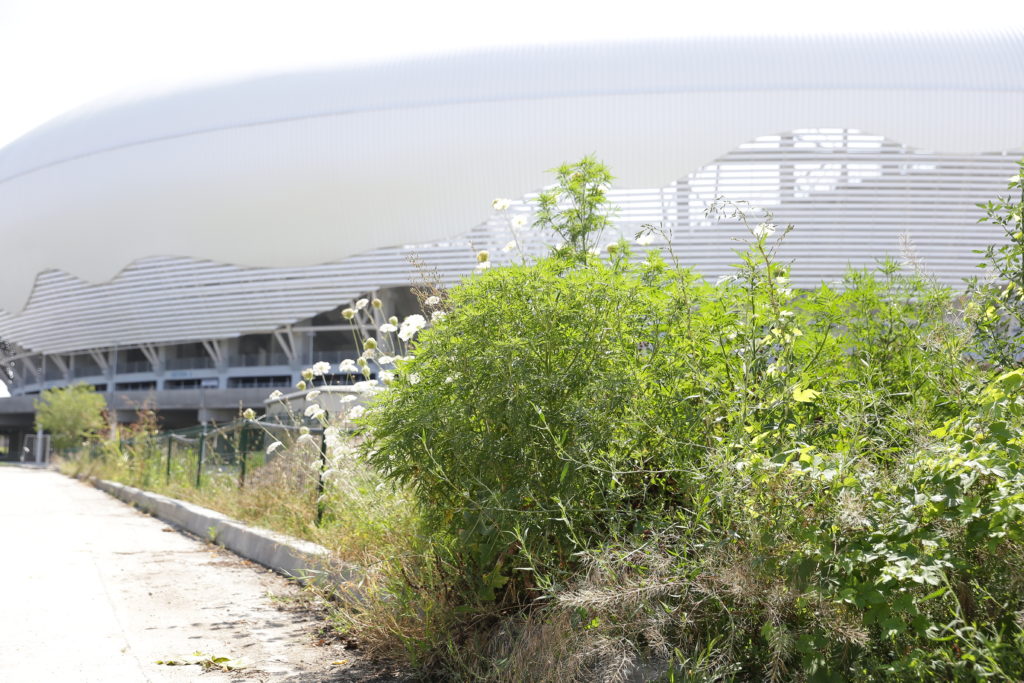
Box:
[90,478,358,587]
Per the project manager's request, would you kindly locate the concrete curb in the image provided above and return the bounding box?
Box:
[90,478,359,587]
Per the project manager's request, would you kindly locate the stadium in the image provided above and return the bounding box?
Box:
[1,31,1022,458]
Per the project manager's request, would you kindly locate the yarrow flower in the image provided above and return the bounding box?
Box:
[379,370,395,384]
[636,233,656,246]
[266,441,283,455]
[304,404,326,420]
[268,390,284,401]
[408,373,421,385]
[431,310,446,322]
[311,361,331,376]
[492,198,511,211]
[475,260,492,272]
[379,323,397,334]
[424,295,440,306]
[353,379,380,393]
[356,298,369,310]
[753,222,777,239]
[339,394,358,403]
[502,240,517,253]
[511,215,528,229]
[398,314,427,342]
[339,359,358,373]
[305,390,321,401]
[348,405,366,420]
[377,355,395,365]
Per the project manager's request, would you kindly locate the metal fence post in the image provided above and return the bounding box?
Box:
[316,430,328,527]
[165,435,172,483]
[196,425,207,489]
[238,421,248,489]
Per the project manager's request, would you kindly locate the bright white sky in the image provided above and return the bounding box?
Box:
[0,0,1020,148]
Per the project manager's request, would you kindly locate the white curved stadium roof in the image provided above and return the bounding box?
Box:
[1,31,1023,355]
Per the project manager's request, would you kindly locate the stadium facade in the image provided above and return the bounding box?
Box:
[1,31,1023,458]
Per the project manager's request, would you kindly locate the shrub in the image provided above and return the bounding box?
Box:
[361,158,1024,680]
[34,383,107,453]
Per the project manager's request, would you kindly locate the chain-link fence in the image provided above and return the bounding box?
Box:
[81,418,337,526]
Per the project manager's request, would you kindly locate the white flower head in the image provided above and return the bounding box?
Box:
[636,233,656,246]
[242,408,256,421]
[297,433,316,446]
[475,260,492,272]
[492,197,511,211]
[408,373,421,385]
[353,379,380,393]
[502,240,517,253]
[715,275,735,287]
[339,394,358,403]
[268,389,284,401]
[348,405,366,420]
[379,370,395,384]
[589,247,601,256]
[431,310,446,323]
[301,368,314,381]
[311,361,332,377]
[379,322,397,334]
[398,314,427,342]
[304,404,326,420]
[511,215,528,229]
[424,295,440,306]
[753,222,777,239]
[266,441,283,455]
[377,355,395,365]
[339,359,358,373]
[341,308,356,320]
[356,298,369,310]
[305,389,321,401]
[779,310,795,318]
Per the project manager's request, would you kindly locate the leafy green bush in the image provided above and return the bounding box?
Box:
[362,159,1024,680]
[34,383,107,453]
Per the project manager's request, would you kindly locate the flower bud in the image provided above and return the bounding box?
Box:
[301,368,314,381]
[357,357,368,368]
[341,308,356,320]
[389,315,399,326]
[477,250,490,263]
[242,408,256,421]
[364,337,377,350]
[372,298,383,309]
[296,380,306,391]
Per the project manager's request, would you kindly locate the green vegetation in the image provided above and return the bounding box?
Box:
[35,384,106,453]
[67,158,1024,681]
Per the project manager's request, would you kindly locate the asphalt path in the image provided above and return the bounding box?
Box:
[0,465,400,682]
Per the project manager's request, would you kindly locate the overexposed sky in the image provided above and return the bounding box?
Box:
[0,0,1020,148]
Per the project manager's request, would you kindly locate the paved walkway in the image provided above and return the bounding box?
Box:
[0,466,363,682]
